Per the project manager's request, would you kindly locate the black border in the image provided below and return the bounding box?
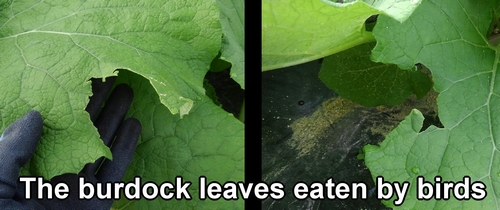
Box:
[244,0,263,208]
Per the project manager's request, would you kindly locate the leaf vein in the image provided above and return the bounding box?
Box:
[0,0,43,29]
[485,49,499,207]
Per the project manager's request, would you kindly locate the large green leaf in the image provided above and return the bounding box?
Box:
[1,0,221,179]
[261,0,422,71]
[365,0,500,208]
[217,0,244,89]
[319,42,432,106]
[112,70,244,209]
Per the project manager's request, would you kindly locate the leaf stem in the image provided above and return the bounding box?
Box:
[238,98,245,123]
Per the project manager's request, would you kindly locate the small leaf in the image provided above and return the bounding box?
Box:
[319,42,432,106]
[210,52,232,73]
[204,79,221,106]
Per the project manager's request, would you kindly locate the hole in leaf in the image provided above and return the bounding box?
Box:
[205,69,244,118]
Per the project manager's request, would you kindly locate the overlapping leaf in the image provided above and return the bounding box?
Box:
[1,0,221,178]
[319,42,432,106]
[217,0,244,88]
[262,0,422,71]
[112,70,244,209]
[365,0,500,208]
[322,0,422,22]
